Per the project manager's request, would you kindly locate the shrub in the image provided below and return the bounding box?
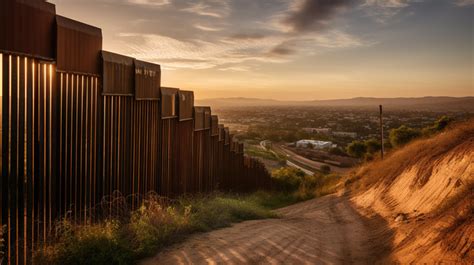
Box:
[389,125,421,147]
[422,115,453,136]
[346,141,367,158]
[312,173,342,197]
[272,167,305,192]
[127,201,189,255]
[295,174,319,200]
[364,138,381,154]
[40,220,134,265]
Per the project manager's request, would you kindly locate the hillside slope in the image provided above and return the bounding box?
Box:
[351,120,474,263]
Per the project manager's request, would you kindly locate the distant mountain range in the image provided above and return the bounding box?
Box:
[195,96,474,111]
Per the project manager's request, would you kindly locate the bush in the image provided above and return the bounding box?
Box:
[422,116,453,136]
[272,167,306,192]
[39,220,134,265]
[312,173,342,197]
[364,138,381,154]
[271,167,342,200]
[389,125,421,147]
[346,141,367,158]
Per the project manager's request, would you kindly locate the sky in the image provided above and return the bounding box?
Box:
[49,0,473,100]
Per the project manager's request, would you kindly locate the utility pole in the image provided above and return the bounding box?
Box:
[379,105,384,159]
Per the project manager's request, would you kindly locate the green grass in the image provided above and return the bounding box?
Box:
[34,191,300,265]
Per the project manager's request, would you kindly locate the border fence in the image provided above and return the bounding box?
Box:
[0,1,273,264]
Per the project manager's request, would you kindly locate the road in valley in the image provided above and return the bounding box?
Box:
[272,145,351,174]
[141,194,393,265]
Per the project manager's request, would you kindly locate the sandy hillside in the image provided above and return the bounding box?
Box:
[352,120,474,263]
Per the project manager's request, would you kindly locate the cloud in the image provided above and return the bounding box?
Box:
[127,0,171,6]
[181,0,230,18]
[362,0,422,21]
[455,0,474,6]
[269,44,296,56]
[363,0,411,8]
[194,24,223,31]
[305,30,369,48]
[228,33,267,40]
[218,66,251,72]
[116,28,368,71]
[282,0,353,33]
[117,33,291,70]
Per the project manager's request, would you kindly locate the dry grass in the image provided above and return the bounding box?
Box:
[349,119,474,190]
[0,225,5,264]
[33,191,295,265]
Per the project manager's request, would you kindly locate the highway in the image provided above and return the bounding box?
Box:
[272,144,351,174]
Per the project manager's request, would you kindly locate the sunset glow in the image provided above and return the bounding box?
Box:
[49,0,473,100]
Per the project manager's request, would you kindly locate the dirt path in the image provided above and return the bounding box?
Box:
[141,194,394,265]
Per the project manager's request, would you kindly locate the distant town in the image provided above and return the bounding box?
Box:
[211,105,473,173]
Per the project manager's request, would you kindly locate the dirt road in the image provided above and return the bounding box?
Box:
[142,194,393,265]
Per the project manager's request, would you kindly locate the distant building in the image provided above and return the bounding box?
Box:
[296,140,333,149]
[333,131,358,138]
[302,128,332,135]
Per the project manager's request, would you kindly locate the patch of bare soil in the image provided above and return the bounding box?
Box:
[141,194,394,265]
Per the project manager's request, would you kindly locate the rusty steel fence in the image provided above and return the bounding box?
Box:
[0,0,273,264]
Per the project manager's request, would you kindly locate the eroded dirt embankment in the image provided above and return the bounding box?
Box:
[352,121,474,264]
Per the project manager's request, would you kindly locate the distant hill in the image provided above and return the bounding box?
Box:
[196,96,474,111]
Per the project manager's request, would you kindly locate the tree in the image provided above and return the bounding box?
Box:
[364,138,381,154]
[346,141,367,158]
[422,116,453,136]
[389,125,421,147]
[433,115,452,131]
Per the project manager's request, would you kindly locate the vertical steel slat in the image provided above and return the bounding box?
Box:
[18,57,26,265]
[69,74,74,223]
[83,76,88,223]
[25,57,34,263]
[47,64,53,235]
[79,76,84,223]
[73,74,79,223]
[0,54,8,252]
[95,78,99,216]
[42,63,47,241]
[9,56,19,262]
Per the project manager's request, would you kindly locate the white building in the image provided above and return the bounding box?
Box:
[296,140,333,149]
